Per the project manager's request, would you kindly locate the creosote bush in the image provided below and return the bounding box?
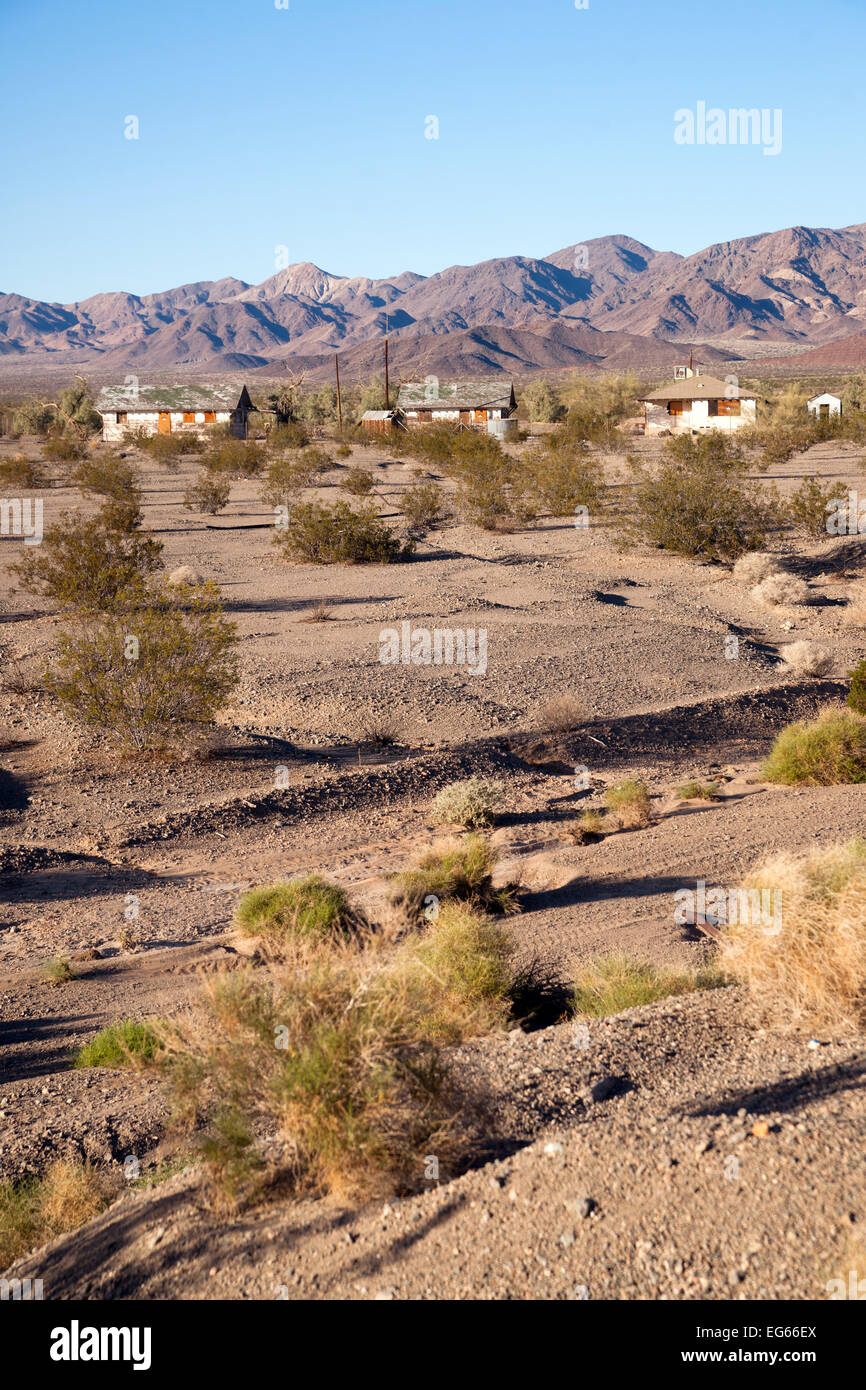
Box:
[786,475,839,538]
[401,478,443,532]
[11,509,162,614]
[340,466,375,496]
[537,693,583,731]
[0,455,46,488]
[721,839,866,1030]
[572,953,727,1019]
[45,578,239,754]
[273,500,410,564]
[630,450,770,562]
[848,658,866,715]
[431,776,505,829]
[675,780,721,801]
[235,875,366,946]
[183,470,231,515]
[761,707,866,785]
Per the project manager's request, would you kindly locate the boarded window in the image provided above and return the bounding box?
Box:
[668,400,685,416]
[716,398,741,416]
[204,411,216,423]
[182,412,195,424]
[116,412,128,425]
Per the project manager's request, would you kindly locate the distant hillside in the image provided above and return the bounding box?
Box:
[3,221,866,376]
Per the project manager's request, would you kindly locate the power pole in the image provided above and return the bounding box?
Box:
[335,353,343,434]
[384,338,390,411]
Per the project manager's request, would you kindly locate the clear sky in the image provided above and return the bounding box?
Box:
[1,0,864,303]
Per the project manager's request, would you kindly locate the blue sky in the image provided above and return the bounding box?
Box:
[1,0,864,303]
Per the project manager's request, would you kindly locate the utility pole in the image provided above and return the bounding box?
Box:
[384,338,390,411]
[335,353,343,434]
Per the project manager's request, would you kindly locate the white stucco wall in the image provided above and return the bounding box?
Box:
[100,409,234,442]
[644,399,756,435]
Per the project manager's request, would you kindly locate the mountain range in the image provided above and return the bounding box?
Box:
[2,222,866,380]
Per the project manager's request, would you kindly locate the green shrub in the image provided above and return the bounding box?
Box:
[389,902,516,1042]
[402,478,443,532]
[269,421,310,450]
[761,707,866,785]
[604,779,652,829]
[235,874,365,945]
[11,510,163,613]
[630,450,770,561]
[40,956,74,984]
[521,438,605,517]
[431,776,505,828]
[573,953,726,1018]
[0,455,47,488]
[201,436,267,478]
[787,475,839,538]
[675,780,721,800]
[133,432,198,466]
[340,466,375,496]
[74,455,143,531]
[183,470,231,514]
[41,431,87,462]
[45,579,239,754]
[74,1019,164,1068]
[274,500,409,564]
[848,659,866,715]
[0,1161,112,1269]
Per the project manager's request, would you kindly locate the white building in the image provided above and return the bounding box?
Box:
[640,371,757,436]
[96,383,256,443]
[807,392,842,419]
[397,378,517,437]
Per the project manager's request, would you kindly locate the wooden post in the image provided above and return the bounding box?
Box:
[335,353,343,434]
[384,338,390,411]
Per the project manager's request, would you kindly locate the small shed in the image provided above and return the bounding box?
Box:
[96,383,257,443]
[807,392,842,419]
[639,373,757,435]
[397,378,517,433]
[360,409,404,435]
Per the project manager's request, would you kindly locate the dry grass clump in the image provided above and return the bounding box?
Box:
[572,953,727,1019]
[163,945,473,1205]
[431,776,505,829]
[604,779,653,830]
[40,956,74,984]
[843,582,866,628]
[167,564,203,587]
[761,707,866,785]
[388,835,519,922]
[721,839,866,1030]
[732,552,782,585]
[778,641,834,679]
[751,573,811,608]
[235,875,367,947]
[537,693,583,731]
[0,1161,113,1269]
[674,780,721,801]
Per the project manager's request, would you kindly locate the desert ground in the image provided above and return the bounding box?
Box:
[1,424,865,1300]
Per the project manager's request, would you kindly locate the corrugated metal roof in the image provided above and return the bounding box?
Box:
[95,383,253,413]
[361,410,397,420]
[397,378,514,411]
[641,375,752,403]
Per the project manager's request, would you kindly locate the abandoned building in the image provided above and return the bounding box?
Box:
[360,408,405,435]
[396,378,518,438]
[807,392,842,419]
[96,383,256,443]
[639,369,757,435]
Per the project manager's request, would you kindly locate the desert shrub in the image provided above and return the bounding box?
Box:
[44,579,239,754]
[163,952,468,1203]
[572,953,726,1019]
[135,432,197,466]
[269,421,310,450]
[402,478,443,532]
[183,470,231,514]
[605,779,652,829]
[675,781,721,800]
[388,835,517,922]
[779,641,834,679]
[299,598,335,623]
[11,510,162,613]
[761,707,866,785]
[520,438,604,518]
[273,500,409,564]
[235,875,365,946]
[0,455,46,488]
[74,455,143,531]
[12,400,56,436]
[56,378,102,436]
[787,475,839,538]
[357,716,402,746]
[520,379,564,424]
[732,552,782,585]
[537,693,583,731]
[575,808,606,836]
[260,454,316,505]
[721,839,866,1030]
[557,372,644,444]
[388,903,516,1042]
[74,1019,164,1069]
[663,431,745,471]
[40,956,74,984]
[0,1161,113,1269]
[751,573,811,607]
[41,431,87,462]
[202,437,267,478]
[631,455,770,562]
[335,443,353,459]
[431,776,505,829]
[340,466,375,496]
[847,659,866,715]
